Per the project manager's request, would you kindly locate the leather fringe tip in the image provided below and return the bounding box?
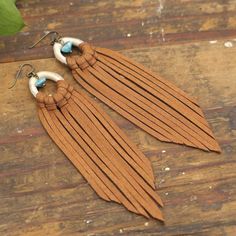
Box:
[66,42,221,153]
[36,80,164,221]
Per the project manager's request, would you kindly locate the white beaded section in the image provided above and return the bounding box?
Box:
[53,37,84,64]
[29,71,64,97]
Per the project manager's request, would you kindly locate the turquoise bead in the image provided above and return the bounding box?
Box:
[61,41,73,53]
[35,78,46,88]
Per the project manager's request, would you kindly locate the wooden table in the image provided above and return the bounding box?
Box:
[1,1,236,235]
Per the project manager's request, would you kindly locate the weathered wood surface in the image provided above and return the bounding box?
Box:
[1,0,236,235]
[1,0,236,62]
[1,40,236,236]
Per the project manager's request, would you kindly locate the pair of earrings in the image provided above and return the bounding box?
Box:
[12,31,220,222]
[30,31,220,153]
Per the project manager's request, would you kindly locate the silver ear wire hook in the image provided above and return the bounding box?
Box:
[9,63,37,89]
[28,31,62,49]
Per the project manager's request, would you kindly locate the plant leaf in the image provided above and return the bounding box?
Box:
[0,0,25,36]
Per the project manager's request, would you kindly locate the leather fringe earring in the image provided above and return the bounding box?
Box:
[30,32,221,153]
[14,64,164,221]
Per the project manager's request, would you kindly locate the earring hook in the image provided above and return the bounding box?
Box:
[28,31,61,49]
[9,63,36,89]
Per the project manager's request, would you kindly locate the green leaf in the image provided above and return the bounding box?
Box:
[0,0,25,36]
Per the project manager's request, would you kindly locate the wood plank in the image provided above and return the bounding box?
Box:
[1,0,236,62]
[0,38,236,235]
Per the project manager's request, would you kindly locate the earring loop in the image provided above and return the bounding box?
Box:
[28,31,84,65]
[28,31,60,49]
[29,71,64,97]
[9,63,36,89]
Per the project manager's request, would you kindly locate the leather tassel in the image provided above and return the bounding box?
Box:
[66,43,220,153]
[36,80,164,221]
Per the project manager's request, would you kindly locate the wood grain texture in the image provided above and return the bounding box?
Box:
[0,0,236,235]
[1,0,236,62]
[1,39,236,236]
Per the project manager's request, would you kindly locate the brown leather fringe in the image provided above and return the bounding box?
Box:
[66,43,221,153]
[36,80,164,221]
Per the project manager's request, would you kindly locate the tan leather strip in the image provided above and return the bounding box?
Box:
[74,89,154,177]
[72,69,172,143]
[96,55,220,149]
[72,90,155,183]
[37,90,142,215]
[54,107,147,214]
[38,107,110,202]
[97,52,204,120]
[66,98,163,219]
[54,109,119,196]
[70,93,163,206]
[43,101,120,203]
[67,97,163,205]
[68,55,220,152]
[89,65,218,151]
[60,107,145,214]
[94,61,219,151]
[97,55,212,134]
[89,63,208,151]
[95,46,218,149]
[87,67,187,144]
[67,44,220,152]
[59,109,150,218]
[88,65,190,143]
[36,82,164,220]
[51,110,122,202]
[68,96,163,205]
[74,68,175,143]
[95,46,200,106]
[47,100,150,218]
[71,94,155,188]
